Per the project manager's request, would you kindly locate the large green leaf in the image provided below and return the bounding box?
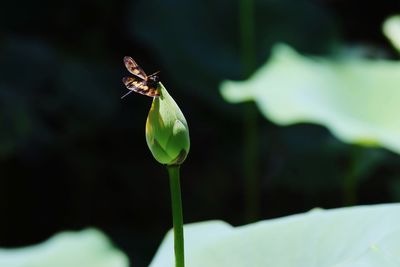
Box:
[0,229,129,267]
[150,204,400,267]
[220,44,400,154]
[383,15,400,53]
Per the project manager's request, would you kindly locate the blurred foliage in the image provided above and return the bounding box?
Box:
[221,44,400,154]
[151,204,400,267]
[0,229,128,267]
[384,15,400,53]
[0,0,400,266]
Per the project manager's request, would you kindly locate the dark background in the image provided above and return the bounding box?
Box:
[1,0,400,266]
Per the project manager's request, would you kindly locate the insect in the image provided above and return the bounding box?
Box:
[121,56,160,99]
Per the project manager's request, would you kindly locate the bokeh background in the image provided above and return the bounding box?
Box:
[1,0,400,266]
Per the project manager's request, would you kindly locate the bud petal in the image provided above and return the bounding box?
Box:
[145,83,190,165]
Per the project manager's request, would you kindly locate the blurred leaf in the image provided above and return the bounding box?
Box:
[151,204,400,267]
[383,15,400,53]
[0,229,129,267]
[221,44,400,154]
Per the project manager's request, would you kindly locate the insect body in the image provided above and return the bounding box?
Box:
[122,56,160,99]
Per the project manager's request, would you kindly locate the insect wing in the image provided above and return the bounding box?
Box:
[122,76,159,97]
[123,56,147,80]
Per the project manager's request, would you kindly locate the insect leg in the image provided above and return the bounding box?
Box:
[148,71,160,77]
[121,90,134,99]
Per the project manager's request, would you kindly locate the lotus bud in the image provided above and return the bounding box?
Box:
[145,83,190,165]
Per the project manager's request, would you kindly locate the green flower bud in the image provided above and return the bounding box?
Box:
[145,83,190,165]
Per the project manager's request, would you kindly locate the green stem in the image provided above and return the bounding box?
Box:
[239,0,260,222]
[343,147,361,206]
[243,105,260,222]
[167,165,185,267]
[343,171,358,206]
[239,0,255,74]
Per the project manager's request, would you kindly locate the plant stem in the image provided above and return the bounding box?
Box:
[343,170,358,206]
[167,165,185,267]
[239,0,255,74]
[243,105,260,222]
[343,147,361,206]
[239,0,260,222]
